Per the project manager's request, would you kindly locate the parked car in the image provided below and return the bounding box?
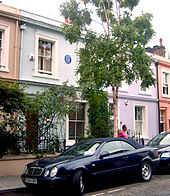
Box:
[148,132,170,170]
[21,137,159,195]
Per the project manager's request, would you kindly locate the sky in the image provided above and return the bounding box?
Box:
[3,0,170,56]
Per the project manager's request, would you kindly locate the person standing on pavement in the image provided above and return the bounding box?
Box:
[118,125,128,138]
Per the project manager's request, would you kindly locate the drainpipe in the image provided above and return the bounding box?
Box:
[19,23,26,80]
[155,61,160,133]
[14,20,19,79]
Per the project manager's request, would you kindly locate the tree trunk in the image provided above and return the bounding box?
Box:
[112,83,119,137]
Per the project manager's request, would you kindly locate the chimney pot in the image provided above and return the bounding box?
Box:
[160,38,162,46]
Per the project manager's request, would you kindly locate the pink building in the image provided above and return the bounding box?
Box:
[0,4,21,81]
[157,56,170,132]
[146,39,170,132]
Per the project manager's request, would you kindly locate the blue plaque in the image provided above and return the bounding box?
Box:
[65,55,72,64]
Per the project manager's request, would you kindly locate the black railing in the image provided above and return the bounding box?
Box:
[127,129,149,145]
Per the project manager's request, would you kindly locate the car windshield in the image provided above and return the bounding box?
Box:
[62,141,101,156]
[148,133,170,146]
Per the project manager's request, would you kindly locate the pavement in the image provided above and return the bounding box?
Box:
[0,154,59,193]
[0,175,25,193]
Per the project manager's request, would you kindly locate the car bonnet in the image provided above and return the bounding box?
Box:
[28,154,85,168]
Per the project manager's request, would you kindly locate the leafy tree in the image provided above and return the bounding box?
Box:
[0,79,25,114]
[60,0,155,136]
[19,82,77,153]
[86,89,112,138]
[0,79,26,157]
[0,79,77,154]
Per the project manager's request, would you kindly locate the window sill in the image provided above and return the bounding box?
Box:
[0,68,9,73]
[162,94,170,98]
[33,73,59,80]
[139,91,152,96]
[66,140,76,147]
[119,88,128,93]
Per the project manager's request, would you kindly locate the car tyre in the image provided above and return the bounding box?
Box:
[72,171,85,196]
[140,161,152,182]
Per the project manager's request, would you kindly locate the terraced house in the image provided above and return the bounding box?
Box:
[19,9,88,148]
[146,42,170,133]
[107,60,159,144]
[0,4,21,82]
[158,56,170,132]
[0,3,169,150]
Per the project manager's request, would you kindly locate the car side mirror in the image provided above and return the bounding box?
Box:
[99,151,110,159]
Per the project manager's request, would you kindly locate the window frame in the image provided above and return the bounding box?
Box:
[0,31,2,64]
[38,39,53,75]
[100,141,135,155]
[119,80,128,92]
[162,71,169,97]
[160,110,165,132]
[66,101,88,146]
[34,33,58,79]
[100,141,124,154]
[138,80,152,95]
[0,24,10,72]
[133,104,148,138]
[68,103,85,141]
[139,85,152,95]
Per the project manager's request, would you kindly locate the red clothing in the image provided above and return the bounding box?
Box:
[118,130,128,138]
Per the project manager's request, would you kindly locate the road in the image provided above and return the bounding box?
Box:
[84,172,170,196]
[1,172,170,196]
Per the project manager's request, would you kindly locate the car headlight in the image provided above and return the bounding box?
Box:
[161,152,170,158]
[44,169,50,177]
[50,167,58,178]
[24,166,28,174]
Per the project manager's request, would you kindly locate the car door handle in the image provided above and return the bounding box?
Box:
[122,156,128,159]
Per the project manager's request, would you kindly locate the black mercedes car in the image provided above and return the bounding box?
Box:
[21,137,159,195]
[148,132,170,170]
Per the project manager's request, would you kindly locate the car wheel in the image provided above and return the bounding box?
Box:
[72,171,85,195]
[140,161,152,182]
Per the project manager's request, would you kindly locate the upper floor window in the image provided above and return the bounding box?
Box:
[34,33,58,78]
[38,40,52,75]
[139,85,152,95]
[0,24,10,72]
[139,79,152,95]
[162,72,169,96]
[119,80,128,92]
[0,31,2,65]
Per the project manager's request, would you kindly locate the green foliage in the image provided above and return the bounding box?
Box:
[20,82,77,153]
[60,0,91,44]
[0,129,20,158]
[0,79,26,156]
[60,0,155,88]
[119,0,140,11]
[61,24,81,44]
[60,0,91,27]
[0,79,25,114]
[0,79,77,154]
[60,0,156,134]
[0,80,26,134]
[83,88,112,138]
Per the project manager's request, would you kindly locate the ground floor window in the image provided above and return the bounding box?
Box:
[160,110,165,132]
[69,103,85,141]
[135,106,144,136]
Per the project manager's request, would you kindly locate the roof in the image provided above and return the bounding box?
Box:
[79,137,143,149]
